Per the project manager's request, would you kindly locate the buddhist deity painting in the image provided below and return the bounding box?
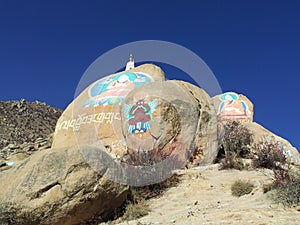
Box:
[82,72,153,107]
[124,97,157,134]
[218,92,251,121]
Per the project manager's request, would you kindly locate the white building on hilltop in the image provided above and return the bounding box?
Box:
[125,54,135,70]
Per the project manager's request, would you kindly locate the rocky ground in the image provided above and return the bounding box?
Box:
[0,99,62,161]
[111,164,300,225]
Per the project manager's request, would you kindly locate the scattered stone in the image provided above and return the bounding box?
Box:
[0,99,62,151]
[0,135,53,161]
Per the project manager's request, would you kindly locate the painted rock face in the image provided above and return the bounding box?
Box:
[52,64,165,153]
[52,64,218,186]
[121,81,218,169]
[126,98,156,134]
[212,92,254,122]
[82,72,154,107]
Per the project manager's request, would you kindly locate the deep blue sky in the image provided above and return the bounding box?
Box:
[0,0,299,150]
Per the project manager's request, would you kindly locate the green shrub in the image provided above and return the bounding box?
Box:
[259,157,300,208]
[231,179,254,197]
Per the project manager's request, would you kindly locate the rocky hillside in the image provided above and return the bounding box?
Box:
[0,99,62,160]
[0,64,299,225]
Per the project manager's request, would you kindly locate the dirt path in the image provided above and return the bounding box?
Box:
[115,164,299,225]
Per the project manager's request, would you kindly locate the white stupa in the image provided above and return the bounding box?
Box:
[125,54,135,70]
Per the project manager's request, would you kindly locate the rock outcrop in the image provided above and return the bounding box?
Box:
[51,64,219,186]
[0,146,129,225]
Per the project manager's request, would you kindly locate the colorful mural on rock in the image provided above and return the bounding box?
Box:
[124,97,157,134]
[82,72,153,107]
[123,95,159,165]
[218,92,251,121]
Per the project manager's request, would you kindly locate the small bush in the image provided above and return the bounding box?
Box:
[251,138,298,206]
[222,121,253,158]
[261,162,299,207]
[272,167,290,187]
[252,139,286,169]
[271,171,300,207]
[121,199,150,221]
[231,179,254,197]
[262,168,290,194]
[219,152,246,170]
[218,121,253,170]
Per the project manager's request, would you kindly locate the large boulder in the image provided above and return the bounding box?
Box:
[114,80,218,185]
[120,80,201,166]
[52,64,165,151]
[173,81,218,165]
[51,63,219,186]
[0,146,129,225]
[245,122,300,165]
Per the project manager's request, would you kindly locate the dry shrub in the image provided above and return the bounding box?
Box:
[253,139,300,207]
[272,167,290,187]
[231,180,254,197]
[271,171,300,207]
[219,121,252,170]
[121,199,150,221]
[252,139,286,169]
[222,121,253,158]
[263,167,291,193]
[219,153,246,170]
[262,183,273,194]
